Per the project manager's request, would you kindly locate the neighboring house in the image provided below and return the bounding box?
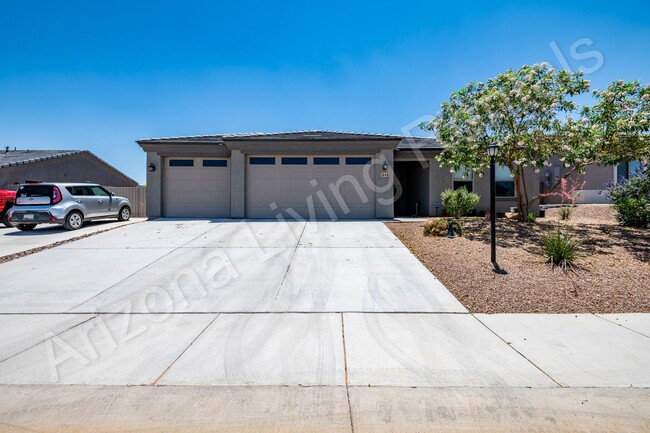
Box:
[539,158,645,204]
[0,149,138,189]
[138,130,539,219]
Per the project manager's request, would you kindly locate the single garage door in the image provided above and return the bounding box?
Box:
[246,155,375,219]
[163,157,230,217]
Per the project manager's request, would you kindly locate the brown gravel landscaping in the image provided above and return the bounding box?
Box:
[386,205,650,313]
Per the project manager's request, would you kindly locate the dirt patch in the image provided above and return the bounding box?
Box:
[386,205,650,313]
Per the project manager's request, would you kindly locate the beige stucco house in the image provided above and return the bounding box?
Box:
[138,130,538,219]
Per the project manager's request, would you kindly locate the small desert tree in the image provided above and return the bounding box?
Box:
[426,64,650,219]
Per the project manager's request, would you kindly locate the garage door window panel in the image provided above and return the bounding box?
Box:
[250,157,276,165]
[346,157,372,165]
[282,157,308,165]
[203,160,228,167]
[314,157,340,165]
[169,159,194,167]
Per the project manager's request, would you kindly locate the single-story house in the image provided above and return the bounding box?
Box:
[0,149,138,189]
[138,130,540,219]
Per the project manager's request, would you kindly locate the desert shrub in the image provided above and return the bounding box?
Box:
[441,187,480,218]
[612,196,650,228]
[423,219,463,237]
[527,212,537,223]
[604,165,650,228]
[541,229,581,270]
[558,206,573,221]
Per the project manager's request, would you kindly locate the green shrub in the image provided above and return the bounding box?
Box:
[612,196,650,228]
[604,164,650,228]
[441,187,480,218]
[527,212,537,223]
[423,219,463,237]
[541,229,582,270]
[558,206,573,221]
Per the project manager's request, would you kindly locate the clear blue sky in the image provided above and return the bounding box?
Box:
[1,1,648,183]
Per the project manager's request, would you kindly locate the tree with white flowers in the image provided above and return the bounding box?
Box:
[424,63,650,220]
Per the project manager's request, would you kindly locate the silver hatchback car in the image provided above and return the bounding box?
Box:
[8,182,131,231]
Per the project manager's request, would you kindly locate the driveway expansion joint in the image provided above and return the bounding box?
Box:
[471,314,565,388]
[69,222,226,311]
[593,313,650,339]
[340,313,355,433]
[151,314,220,386]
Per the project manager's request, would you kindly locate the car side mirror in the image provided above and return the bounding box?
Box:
[110,192,115,196]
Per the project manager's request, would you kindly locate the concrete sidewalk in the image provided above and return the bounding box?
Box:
[0,220,647,431]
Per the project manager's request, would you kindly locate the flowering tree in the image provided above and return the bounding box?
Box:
[425,63,650,219]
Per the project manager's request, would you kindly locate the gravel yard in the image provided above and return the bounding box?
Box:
[386,205,650,313]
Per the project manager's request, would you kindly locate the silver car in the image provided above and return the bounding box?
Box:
[8,182,131,231]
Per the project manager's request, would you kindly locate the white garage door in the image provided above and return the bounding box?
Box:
[246,155,375,219]
[163,157,230,217]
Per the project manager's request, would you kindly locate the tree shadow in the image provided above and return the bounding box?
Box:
[461,217,649,262]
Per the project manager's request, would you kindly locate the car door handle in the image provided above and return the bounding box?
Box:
[98,200,103,204]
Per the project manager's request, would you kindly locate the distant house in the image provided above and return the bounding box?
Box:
[0,149,138,189]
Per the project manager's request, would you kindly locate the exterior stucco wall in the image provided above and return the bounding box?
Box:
[230,150,245,218]
[375,149,395,219]
[0,153,137,189]
[540,157,615,204]
[145,153,163,218]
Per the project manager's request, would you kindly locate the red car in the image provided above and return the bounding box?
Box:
[0,189,15,227]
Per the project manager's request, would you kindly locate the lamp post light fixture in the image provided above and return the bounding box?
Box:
[487,144,499,270]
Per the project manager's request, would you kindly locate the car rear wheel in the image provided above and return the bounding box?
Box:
[16,223,36,231]
[118,206,131,221]
[1,212,13,228]
[64,211,84,230]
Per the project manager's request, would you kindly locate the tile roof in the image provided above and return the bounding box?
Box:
[137,130,443,148]
[0,150,85,168]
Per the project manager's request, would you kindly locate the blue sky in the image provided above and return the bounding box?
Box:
[1,1,649,183]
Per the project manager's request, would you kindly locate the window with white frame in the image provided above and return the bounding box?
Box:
[495,165,515,197]
[452,166,474,192]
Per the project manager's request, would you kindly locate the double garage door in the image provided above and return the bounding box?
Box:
[246,155,375,219]
[162,155,376,219]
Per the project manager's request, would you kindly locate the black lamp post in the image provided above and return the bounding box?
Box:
[487,144,499,269]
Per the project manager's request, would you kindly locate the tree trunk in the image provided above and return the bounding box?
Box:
[514,173,525,221]
[521,169,530,217]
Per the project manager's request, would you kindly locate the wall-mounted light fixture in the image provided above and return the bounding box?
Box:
[148,163,156,172]
[382,163,388,170]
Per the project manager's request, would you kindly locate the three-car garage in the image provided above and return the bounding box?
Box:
[139,131,400,220]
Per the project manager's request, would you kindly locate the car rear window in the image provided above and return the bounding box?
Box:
[15,185,53,205]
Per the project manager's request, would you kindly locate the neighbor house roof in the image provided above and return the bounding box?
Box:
[137,130,444,149]
[0,149,138,185]
[0,150,84,168]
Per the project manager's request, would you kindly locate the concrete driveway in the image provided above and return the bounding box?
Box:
[0,219,648,432]
[0,218,143,258]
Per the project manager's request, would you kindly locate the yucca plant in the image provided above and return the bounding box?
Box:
[558,206,573,221]
[541,229,582,270]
